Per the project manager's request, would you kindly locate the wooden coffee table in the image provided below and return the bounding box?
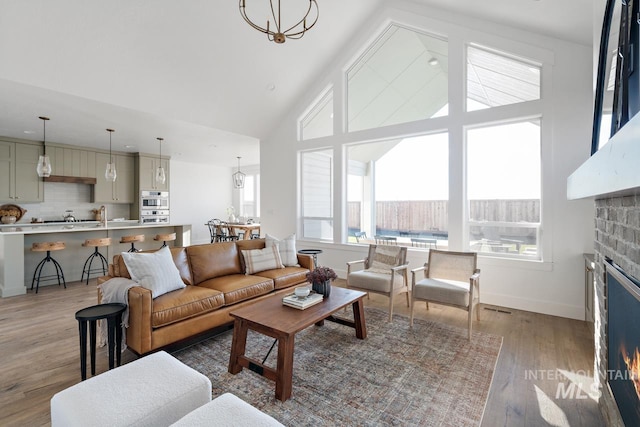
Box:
[228,286,367,401]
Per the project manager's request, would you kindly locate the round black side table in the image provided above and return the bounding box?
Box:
[298,249,323,267]
[75,303,126,381]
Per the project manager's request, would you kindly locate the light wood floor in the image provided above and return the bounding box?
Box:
[0,280,603,426]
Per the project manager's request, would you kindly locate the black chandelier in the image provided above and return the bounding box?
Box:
[239,0,319,44]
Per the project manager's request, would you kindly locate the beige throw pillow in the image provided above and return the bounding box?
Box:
[368,245,402,274]
[242,246,284,274]
[265,233,299,267]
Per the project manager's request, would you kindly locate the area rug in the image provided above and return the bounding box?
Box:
[172,307,502,426]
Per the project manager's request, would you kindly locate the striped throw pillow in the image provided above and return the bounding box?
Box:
[242,246,284,274]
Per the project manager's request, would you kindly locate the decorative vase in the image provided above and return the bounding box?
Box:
[312,280,331,298]
[228,214,236,223]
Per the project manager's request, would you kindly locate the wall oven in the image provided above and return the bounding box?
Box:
[141,209,170,224]
[141,190,169,209]
[140,191,170,223]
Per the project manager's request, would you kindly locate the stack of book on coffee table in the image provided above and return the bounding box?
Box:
[282,292,323,310]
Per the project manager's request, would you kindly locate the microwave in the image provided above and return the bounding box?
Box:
[141,190,169,209]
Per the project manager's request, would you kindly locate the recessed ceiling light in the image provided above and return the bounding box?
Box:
[23,130,35,134]
[428,57,439,66]
[266,83,276,91]
[125,145,136,149]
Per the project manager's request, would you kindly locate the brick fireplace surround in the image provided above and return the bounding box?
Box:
[593,195,640,426]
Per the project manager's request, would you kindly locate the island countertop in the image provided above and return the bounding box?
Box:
[0,223,192,298]
[0,221,178,235]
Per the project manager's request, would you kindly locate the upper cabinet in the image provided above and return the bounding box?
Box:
[93,153,134,203]
[50,146,96,178]
[137,155,170,191]
[0,140,44,202]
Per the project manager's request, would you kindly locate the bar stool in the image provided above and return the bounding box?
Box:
[154,232,176,248]
[81,238,111,285]
[120,234,145,252]
[31,241,66,294]
[74,303,127,380]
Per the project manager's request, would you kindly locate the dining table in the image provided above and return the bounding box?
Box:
[225,223,261,240]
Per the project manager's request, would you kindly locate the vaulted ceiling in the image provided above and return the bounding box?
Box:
[0,0,592,166]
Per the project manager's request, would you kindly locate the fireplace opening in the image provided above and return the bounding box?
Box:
[606,258,640,425]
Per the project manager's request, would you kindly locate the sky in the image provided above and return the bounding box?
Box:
[349,120,541,201]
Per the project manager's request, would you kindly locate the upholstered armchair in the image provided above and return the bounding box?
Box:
[410,249,480,340]
[346,245,409,322]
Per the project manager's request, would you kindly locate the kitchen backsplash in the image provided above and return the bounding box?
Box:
[17,182,132,223]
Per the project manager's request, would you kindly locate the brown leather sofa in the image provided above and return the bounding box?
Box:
[99,239,313,355]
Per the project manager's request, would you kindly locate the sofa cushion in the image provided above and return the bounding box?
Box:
[187,242,242,285]
[197,274,274,306]
[152,286,225,328]
[241,246,284,274]
[253,267,310,290]
[265,233,299,267]
[122,247,186,298]
[112,247,192,285]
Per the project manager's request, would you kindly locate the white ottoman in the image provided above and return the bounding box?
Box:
[171,393,284,427]
[51,351,211,427]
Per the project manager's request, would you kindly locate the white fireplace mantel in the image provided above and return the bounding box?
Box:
[568,113,640,200]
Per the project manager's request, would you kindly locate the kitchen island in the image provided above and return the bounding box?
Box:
[0,222,191,297]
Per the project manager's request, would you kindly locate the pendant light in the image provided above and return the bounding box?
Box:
[155,137,166,184]
[232,156,246,189]
[36,116,52,178]
[105,129,117,182]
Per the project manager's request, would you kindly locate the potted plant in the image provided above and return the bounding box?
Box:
[306,266,337,298]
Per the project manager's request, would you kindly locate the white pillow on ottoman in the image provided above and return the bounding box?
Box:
[265,233,299,267]
[121,246,186,298]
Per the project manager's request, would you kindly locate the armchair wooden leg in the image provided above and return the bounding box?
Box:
[476,303,480,321]
[409,297,414,327]
[405,291,410,307]
[467,309,473,340]
[388,293,394,322]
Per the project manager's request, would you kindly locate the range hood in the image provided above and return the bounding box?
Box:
[43,175,97,185]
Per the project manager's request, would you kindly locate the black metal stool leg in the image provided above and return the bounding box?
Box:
[31,256,48,293]
[128,242,138,252]
[51,256,66,289]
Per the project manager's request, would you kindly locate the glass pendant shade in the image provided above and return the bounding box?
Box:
[37,154,52,178]
[105,129,117,182]
[155,166,166,184]
[156,137,166,184]
[36,116,52,178]
[105,162,117,182]
[233,156,245,189]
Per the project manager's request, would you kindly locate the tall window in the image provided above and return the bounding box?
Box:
[466,120,541,258]
[240,173,260,219]
[301,149,333,240]
[347,133,448,247]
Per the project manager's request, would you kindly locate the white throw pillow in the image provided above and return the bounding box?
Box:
[242,246,284,274]
[265,233,299,267]
[121,246,186,298]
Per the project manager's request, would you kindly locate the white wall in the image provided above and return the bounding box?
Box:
[260,1,595,320]
[170,160,234,245]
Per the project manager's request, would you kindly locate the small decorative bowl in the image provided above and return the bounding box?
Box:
[294,286,310,298]
[1,215,17,224]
